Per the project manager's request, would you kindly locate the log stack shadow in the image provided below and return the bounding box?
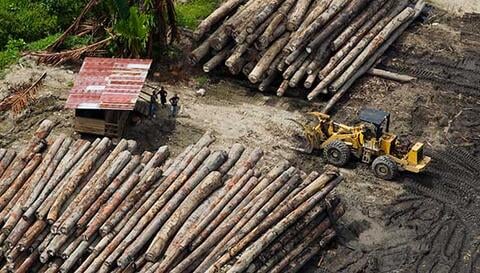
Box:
[191,0,426,113]
[0,119,345,273]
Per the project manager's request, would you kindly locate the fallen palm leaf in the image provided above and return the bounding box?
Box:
[0,72,47,115]
[31,37,113,65]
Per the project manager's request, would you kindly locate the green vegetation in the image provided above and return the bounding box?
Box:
[0,34,61,71]
[0,0,88,71]
[176,0,220,29]
[0,0,88,49]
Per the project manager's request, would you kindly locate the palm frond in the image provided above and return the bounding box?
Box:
[32,37,113,65]
[0,72,47,115]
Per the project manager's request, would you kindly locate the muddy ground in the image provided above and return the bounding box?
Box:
[0,5,479,273]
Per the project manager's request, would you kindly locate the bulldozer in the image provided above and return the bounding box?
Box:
[292,109,431,180]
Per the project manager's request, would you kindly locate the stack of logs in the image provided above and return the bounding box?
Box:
[191,0,425,113]
[0,119,344,273]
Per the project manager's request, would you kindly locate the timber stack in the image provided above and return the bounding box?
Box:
[0,119,344,273]
[191,0,426,113]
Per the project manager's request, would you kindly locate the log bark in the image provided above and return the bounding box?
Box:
[289,55,313,87]
[249,33,291,83]
[194,0,248,40]
[205,172,341,273]
[0,120,53,195]
[308,1,409,100]
[306,0,371,53]
[47,137,111,224]
[19,135,66,211]
[279,229,336,273]
[114,151,227,266]
[187,162,293,273]
[287,0,349,52]
[287,0,313,31]
[214,172,302,264]
[323,1,425,113]
[0,154,42,211]
[204,46,233,73]
[368,68,417,82]
[27,140,91,221]
[76,155,141,233]
[59,151,133,234]
[330,7,416,92]
[160,169,255,272]
[332,0,388,51]
[135,172,223,265]
[283,51,309,79]
[82,173,140,241]
[319,0,399,79]
[99,168,162,236]
[276,79,290,96]
[169,176,260,273]
[218,144,249,175]
[0,150,16,179]
[269,206,344,273]
[55,139,129,229]
[245,0,285,34]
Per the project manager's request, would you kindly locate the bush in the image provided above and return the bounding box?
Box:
[176,0,220,29]
[0,0,89,50]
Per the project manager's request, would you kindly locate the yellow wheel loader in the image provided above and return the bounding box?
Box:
[293,109,431,180]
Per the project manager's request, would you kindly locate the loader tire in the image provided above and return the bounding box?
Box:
[323,141,350,167]
[372,156,398,180]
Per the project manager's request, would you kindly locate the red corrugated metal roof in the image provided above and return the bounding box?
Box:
[65,57,152,111]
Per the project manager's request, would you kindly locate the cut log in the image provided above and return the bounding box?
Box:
[276,79,290,96]
[368,68,417,82]
[306,0,371,53]
[58,151,133,234]
[205,172,341,272]
[194,0,248,40]
[319,0,400,79]
[115,151,227,265]
[287,0,313,31]
[138,171,223,265]
[330,7,416,92]
[323,1,425,113]
[249,33,291,83]
[287,0,349,52]
[332,0,389,51]
[204,46,233,73]
[308,1,409,100]
[75,155,141,234]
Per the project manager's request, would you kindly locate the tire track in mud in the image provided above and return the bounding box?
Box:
[374,147,480,273]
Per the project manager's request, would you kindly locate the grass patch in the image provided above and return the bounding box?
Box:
[176,0,220,29]
[26,34,61,51]
[0,33,88,72]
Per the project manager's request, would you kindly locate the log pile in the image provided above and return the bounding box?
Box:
[0,119,344,273]
[191,0,425,113]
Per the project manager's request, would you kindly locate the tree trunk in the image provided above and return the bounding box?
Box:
[331,0,388,51]
[194,0,249,40]
[306,0,371,53]
[323,1,425,113]
[249,33,291,83]
[206,172,341,273]
[308,1,409,100]
[287,0,313,31]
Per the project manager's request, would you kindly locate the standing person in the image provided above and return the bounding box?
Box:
[159,86,168,107]
[149,90,158,118]
[169,94,180,117]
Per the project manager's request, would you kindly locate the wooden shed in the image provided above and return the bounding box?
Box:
[65,57,153,138]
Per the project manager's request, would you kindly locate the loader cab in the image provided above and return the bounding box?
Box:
[359,109,390,139]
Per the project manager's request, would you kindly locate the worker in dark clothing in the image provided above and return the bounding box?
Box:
[169,94,180,117]
[149,91,158,118]
[159,87,168,107]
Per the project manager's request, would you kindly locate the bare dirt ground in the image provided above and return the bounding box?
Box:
[0,5,479,273]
